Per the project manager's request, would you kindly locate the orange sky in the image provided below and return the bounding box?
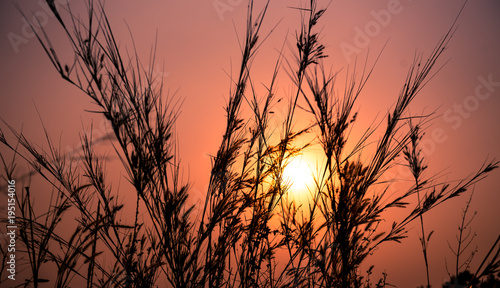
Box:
[1,0,500,286]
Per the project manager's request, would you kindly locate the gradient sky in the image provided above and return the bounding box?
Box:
[1,0,500,286]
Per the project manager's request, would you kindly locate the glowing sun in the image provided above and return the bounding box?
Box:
[283,156,315,196]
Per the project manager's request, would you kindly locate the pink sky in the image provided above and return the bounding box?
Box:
[1,0,500,286]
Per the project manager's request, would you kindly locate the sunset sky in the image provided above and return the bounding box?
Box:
[1,0,500,286]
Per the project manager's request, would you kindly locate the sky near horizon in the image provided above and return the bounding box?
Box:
[1,0,500,286]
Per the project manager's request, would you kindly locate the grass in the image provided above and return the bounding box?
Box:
[0,0,499,287]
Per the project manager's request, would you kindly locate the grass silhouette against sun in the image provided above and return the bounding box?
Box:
[0,0,499,287]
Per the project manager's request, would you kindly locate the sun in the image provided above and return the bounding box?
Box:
[283,155,315,197]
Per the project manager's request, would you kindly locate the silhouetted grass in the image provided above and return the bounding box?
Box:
[0,0,499,287]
